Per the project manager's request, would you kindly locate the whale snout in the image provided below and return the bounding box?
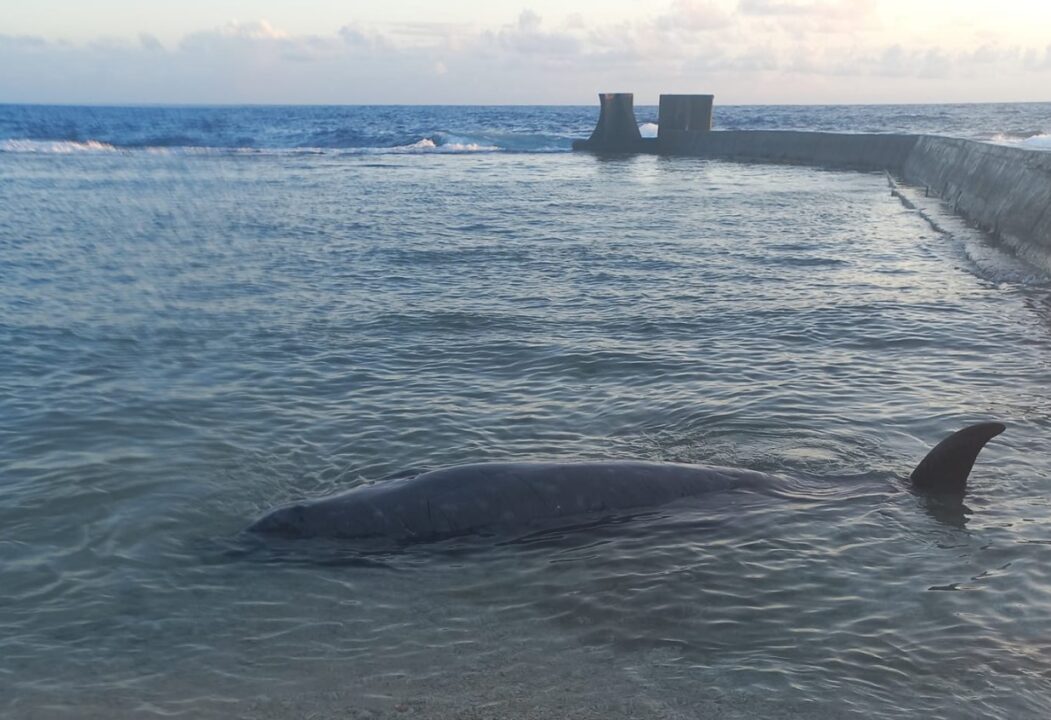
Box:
[248,503,311,538]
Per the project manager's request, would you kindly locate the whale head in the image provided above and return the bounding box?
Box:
[247,503,314,538]
[248,491,394,540]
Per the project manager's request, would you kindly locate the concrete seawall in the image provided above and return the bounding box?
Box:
[659,130,920,173]
[903,136,1051,264]
[659,130,1051,268]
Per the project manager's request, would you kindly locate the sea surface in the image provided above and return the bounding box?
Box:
[1,102,1050,155]
[2,104,1051,719]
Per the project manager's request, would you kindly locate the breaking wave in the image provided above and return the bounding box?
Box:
[384,135,499,154]
[989,131,1051,152]
[1021,133,1051,150]
[0,133,568,156]
[0,139,120,154]
[393,131,569,154]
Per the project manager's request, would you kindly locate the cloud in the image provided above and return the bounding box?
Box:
[179,20,295,53]
[739,0,873,17]
[658,1,734,31]
[738,0,877,33]
[0,34,49,50]
[217,20,287,40]
[860,45,952,78]
[1,7,1049,104]
[175,20,367,66]
[495,11,580,57]
[384,21,474,44]
[1022,44,1051,70]
[780,41,1030,81]
[139,33,164,52]
[338,22,388,49]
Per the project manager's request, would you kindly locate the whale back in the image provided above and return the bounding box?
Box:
[248,461,761,542]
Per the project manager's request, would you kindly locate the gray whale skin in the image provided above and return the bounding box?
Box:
[249,422,1005,543]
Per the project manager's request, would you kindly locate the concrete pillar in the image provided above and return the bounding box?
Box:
[572,93,645,152]
[658,95,714,139]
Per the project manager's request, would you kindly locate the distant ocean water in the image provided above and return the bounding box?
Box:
[1,102,1049,155]
[2,104,1051,719]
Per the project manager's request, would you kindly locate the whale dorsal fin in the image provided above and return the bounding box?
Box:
[909,422,1005,495]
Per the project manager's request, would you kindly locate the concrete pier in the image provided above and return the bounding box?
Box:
[903,136,1051,266]
[657,130,920,172]
[571,93,648,152]
[573,92,1051,270]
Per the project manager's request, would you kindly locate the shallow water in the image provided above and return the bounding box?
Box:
[2,145,1051,718]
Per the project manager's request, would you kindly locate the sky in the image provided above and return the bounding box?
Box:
[1,0,1050,104]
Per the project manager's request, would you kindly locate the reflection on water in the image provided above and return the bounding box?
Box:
[2,150,1051,718]
[920,493,972,529]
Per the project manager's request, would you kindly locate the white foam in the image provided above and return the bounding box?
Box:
[1021,134,1051,150]
[438,142,499,153]
[639,122,659,139]
[0,137,512,157]
[0,139,119,154]
[989,132,1051,152]
[366,137,500,154]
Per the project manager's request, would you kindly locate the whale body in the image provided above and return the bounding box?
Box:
[249,422,1005,543]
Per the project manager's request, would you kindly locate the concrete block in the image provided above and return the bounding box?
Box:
[572,93,647,152]
[658,95,714,138]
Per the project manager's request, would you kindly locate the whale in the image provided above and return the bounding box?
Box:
[248,422,1005,543]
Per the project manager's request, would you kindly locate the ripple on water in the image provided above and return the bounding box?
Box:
[1,152,1051,718]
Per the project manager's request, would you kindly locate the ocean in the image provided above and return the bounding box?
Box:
[2,103,1051,719]
[2,102,1051,155]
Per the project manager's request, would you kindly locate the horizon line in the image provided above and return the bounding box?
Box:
[3,99,1051,109]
